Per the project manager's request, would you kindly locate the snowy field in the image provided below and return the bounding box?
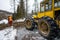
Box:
[0,19,8,24]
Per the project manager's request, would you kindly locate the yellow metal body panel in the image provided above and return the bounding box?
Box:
[45,11,54,19]
[32,15,38,18]
[37,11,54,19]
[37,12,44,18]
[54,8,60,11]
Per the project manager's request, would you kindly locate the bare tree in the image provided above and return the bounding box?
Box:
[26,0,28,17]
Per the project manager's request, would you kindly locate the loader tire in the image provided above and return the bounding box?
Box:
[38,17,58,39]
[25,19,34,31]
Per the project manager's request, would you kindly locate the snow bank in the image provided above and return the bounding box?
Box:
[0,26,17,40]
[0,19,8,24]
[15,18,25,22]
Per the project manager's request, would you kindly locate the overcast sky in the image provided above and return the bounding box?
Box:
[0,0,42,13]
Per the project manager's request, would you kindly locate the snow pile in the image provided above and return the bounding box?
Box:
[15,18,25,22]
[0,26,17,40]
[0,19,8,24]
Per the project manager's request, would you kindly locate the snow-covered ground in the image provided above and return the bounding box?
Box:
[0,26,17,40]
[0,26,60,40]
[17,27,60,40]
[17,27,46,40]
[0,18,25,24]
[0,19,8,24]
[14,18,25,22]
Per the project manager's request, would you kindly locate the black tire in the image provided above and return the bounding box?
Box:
[38,16,58,39]
[25,18,35,31]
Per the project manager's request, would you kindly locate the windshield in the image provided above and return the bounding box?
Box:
[45,0,52,11]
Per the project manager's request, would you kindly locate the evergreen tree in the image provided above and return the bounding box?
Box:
[13,0,25,20]
[16,0,25,19]
[19,0,25,18]
[16,5,21,19]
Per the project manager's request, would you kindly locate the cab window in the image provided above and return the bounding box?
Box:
[40,4,45,12]
[49,5,52,10]
[54,0,58,7]
[45,0,52,11]
[49,0,52,10]
[45,4,49,11]
[49,0,52,4]
[45,3,52,11]
[54,0,60,8]
[58,1,60,7]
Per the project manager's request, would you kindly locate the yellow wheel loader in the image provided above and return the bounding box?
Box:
[25,0,60,39]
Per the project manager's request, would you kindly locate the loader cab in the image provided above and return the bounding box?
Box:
[39,0,60,20]
[39,0,53,18]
